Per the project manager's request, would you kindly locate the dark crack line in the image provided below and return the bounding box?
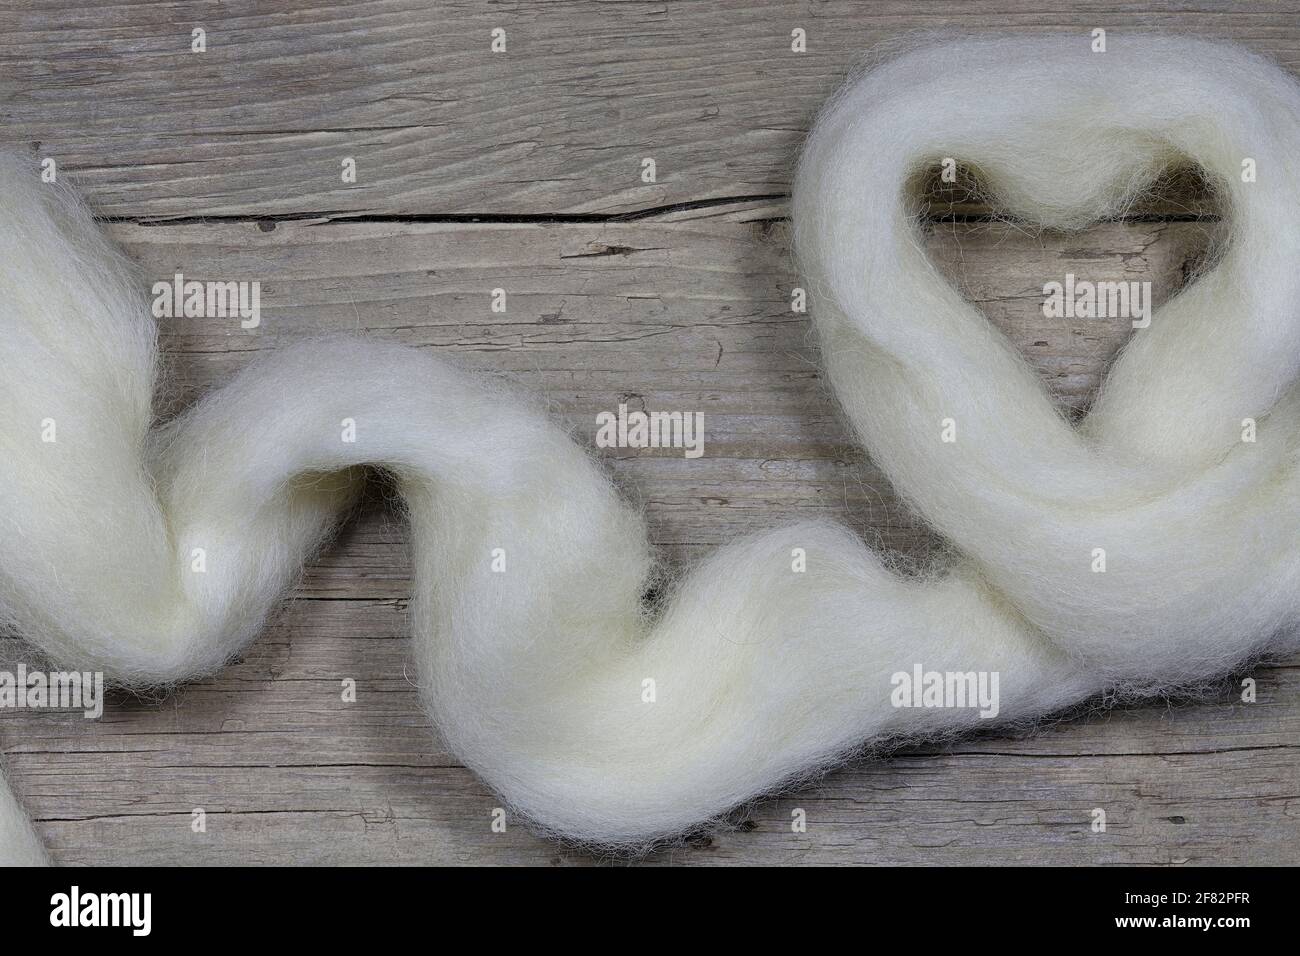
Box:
[98,193,789,228]
[96,192,1219,230]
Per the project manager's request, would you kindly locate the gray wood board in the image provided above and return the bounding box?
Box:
[0,1,1295,218]
[4,211,1294,865]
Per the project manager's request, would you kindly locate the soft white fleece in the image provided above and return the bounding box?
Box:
[1,34,1297,862]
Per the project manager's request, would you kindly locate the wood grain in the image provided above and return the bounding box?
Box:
[0,0,1295,866]
[0,1,1295,218]
[6,211,1294,866]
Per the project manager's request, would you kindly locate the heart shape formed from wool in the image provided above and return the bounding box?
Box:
[794,34,1300,683]
[1,34,1298,863]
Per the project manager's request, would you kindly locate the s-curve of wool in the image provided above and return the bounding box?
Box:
[2,34,1299,865]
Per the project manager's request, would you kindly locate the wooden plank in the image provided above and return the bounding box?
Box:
[0,0,1295,218]
[6,610,1296,864]
[5,213,1295,864]
[133,212,1220,571]
[3,0,1296,866]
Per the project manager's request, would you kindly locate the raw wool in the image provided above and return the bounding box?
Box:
[0,34,1297,864]
[793,32,1300,689]
[0,759,47,865]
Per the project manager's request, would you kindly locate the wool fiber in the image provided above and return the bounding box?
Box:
[1,35,1298,862]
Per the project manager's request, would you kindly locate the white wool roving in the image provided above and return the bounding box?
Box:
[2,34,1300,863]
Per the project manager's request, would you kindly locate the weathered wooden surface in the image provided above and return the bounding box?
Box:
[0,0,1296,218]
[0,0,1296,865]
